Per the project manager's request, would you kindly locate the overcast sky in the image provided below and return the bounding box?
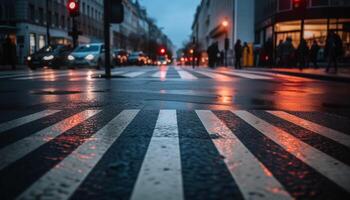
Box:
[140,0,201,49]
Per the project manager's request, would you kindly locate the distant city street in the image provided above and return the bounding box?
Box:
[1,0,350,199]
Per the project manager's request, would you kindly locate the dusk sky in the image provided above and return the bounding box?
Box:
[140,0,201,49]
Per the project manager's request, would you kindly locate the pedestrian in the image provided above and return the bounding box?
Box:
[297,39,309,70]
[325,31,343,73]
[310,40,320,68]
[220,51,224,66]
[2,37,16,70]
[213,42,219,68]
[282,37,295,67]
[207,43,216,68]
[276,40,284,66]
[242,42,250,67]
[234,39,243,69]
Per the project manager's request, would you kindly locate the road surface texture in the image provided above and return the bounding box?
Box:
[0,66,349,200]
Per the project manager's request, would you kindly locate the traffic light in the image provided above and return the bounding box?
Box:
[160,48,166,54]
[293,0,307,10]
[67,0,80,17]
[110,0,124,24]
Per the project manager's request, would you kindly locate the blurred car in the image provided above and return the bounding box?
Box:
[128,51,147,65]
[156,56,168,66]
[113,49,128,66]
[26,45,72,69]
[67,43,107,69]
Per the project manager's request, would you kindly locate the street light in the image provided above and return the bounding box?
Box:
[222,19,229,67]
[222,20,229,28]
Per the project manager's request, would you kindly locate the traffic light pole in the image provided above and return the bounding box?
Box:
[104,0,111,78]
[46,0,51,46]
[72,17,78,48]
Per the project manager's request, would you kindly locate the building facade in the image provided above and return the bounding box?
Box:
[0,0,172,64]
[0,0,104,64]
[255,0,350,60]
[191,0,255,65]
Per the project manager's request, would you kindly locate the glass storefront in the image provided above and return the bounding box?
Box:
[274,18,350,59]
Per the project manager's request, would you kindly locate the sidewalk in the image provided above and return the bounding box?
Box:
[0,65,28,71]
[247,67,350,82]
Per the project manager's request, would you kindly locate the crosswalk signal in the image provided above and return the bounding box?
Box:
[67,0,80,17]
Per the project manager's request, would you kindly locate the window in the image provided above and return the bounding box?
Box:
[47,11,52,26]
[39,35,45,49]
[61,15,65,28]
[278,0,291,11]
[30,33,36,54]
[39,8,44,24]
[55,13,59,27]
[28,4,35,22]
[311,0,329,7]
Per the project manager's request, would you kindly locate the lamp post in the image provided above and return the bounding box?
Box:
[222,20,229,67]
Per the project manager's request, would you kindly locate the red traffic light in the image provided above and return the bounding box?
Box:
[160,48,166,54]
[293,0,307,10]
[67,0,79,17]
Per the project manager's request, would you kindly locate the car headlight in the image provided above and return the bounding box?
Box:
[68,55,75,61]
[85,54,95,61]
[27,56,32,61]
[43,55,54,61]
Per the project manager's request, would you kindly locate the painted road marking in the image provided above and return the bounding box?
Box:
[17,110,139,200]
[233,110,350,192]
[268,111,350,148]
[218,70,273,80]
[196,110,292,200]
[0,110,60,133]
[194,70,233,81]
[151,70,168,79]
[123,71,148,78]
[176,69,198,80]
[131,110,184,200]
[0,110,100,170]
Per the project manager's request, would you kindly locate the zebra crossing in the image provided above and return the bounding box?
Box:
[0,67,316,82]
[0,108,349,199]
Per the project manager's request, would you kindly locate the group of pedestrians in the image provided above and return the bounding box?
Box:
[207,39,250,70]
[276,31,343,73]
[0,36,17,70]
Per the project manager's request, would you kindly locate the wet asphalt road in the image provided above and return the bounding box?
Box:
[0,66,349,200]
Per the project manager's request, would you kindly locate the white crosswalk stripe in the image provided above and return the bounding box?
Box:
[194,70,234,81]
[0,109,349,199]
[151,69,168,79]
[233,110,350,192]
[213,69,273,80]
[13,71,96,80]
[123,71,148,78]
[131,110,184,200]
[175,69,198,80]
[17,110,139,200]
[0,110,100,170]
[0,110,60,133]
[268,111,350,147]
[196,110,292,200]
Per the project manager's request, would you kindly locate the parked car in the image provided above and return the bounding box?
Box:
[128,51,147,65]
[67,43,109,69]
[113,49,128,66]
[26,45,73,69]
